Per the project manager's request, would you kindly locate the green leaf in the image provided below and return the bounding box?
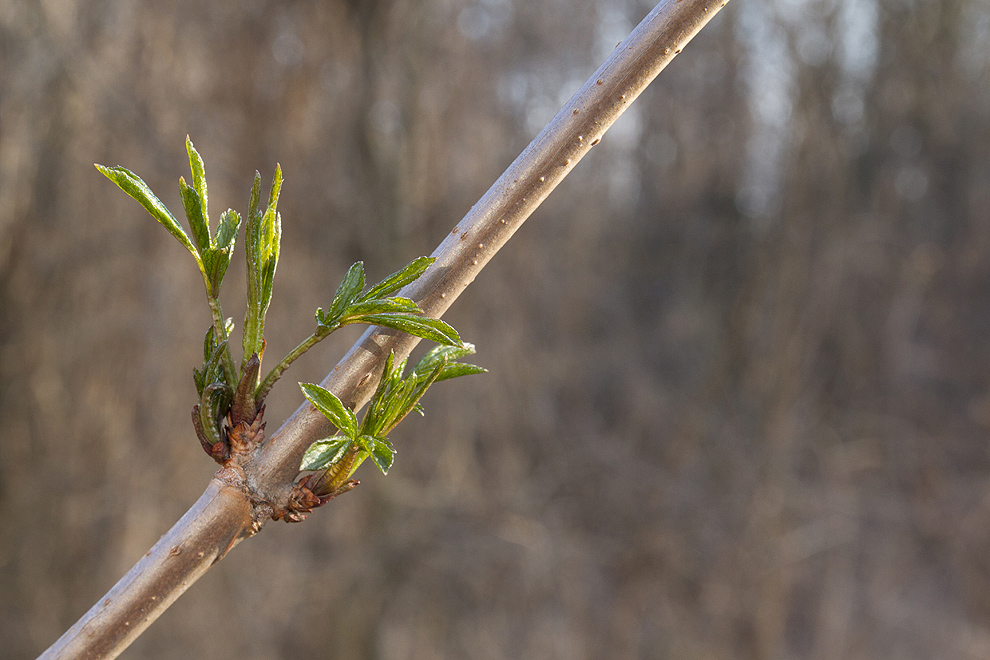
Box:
[193,366,205,396]
[342,297,420,318]
[200,381,232,440]
[95,164,199,259]
[409,361,446,403]
[362,358,445,438]
[345,313,462,346]
[204,245,233,293]
[201,248,223,293]
[412,343,476,377]
[369,438,395,475]
[185,136,209,222]
[382,350,399,380]
[216,209,241,252]
[321,262,366,327]
[411,342,486,382]
[203,325,218,363]
[194,402,222,449]
[260,245,278,315]
[256,166,282,301]
[356,434,378,454]
[360,351,397,435]
[435,362,488,382]
[243,168,281,365]
[359,256,435,302]
[201,320,234,364]
[197,338,233,396]
[300,382,357,438]
[260,211,280,311]
[376,350,402,396]
[248,171,261,222]
[300,436,353,471]
[265,164,283,223]
[205,206,238,290]
[179,177,210,252]
[401,362,444,417]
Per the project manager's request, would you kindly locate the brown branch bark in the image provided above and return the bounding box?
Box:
[38,0,730,657]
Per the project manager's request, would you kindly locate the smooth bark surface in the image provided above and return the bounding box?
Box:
[40,480,254,659]
[39,0,729,657]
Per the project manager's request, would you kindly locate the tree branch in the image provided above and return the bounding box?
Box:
[39,479,256,659]
[38,0,730,657]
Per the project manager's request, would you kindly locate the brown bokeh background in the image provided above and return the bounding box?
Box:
[2,0,990,658]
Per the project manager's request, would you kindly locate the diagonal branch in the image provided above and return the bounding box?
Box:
[38,0,730,658]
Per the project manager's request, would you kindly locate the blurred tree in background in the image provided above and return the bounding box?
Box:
[2,0,989,658]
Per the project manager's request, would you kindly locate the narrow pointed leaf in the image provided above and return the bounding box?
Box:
[322,262,366,326]
[243,170,276,366]
[248,171,262,223]
[300,436,353,471]
[192,403,220,454]
[95,164,198,258]
[203,325,218,363]
[413,343,477,378]
[185,136,209,222]
[360,351,396,435]
[193,367,205,397]
[265,164,283,219]
[341,298,421,318]
[435,362,488,382]
[346,313,462,346]
[200,338,233,392]
[410,361,446,402]
[382,351,399,382]
[300,383,357,438]
[193,403,221,449]
[395,363,445,431]
[179,177,210,251]
[261,253,278,314]
[201,382,232,437]
[359,256,435,302]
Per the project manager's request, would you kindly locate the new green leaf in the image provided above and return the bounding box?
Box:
[185,136,209,221]
[369,438,395,475]
[320,261,366,327]
[300,436,353,471]
[300,383,357,438]
[341,298,421,318]
[346,313,462,346]
[95,164,199,260]
[359,256,435,302]
[179,177,210,252]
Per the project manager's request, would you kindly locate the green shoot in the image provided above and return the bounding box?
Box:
[299,344,486,492]
[97,137,482,481]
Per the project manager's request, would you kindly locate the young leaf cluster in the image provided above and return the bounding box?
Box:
[191,320,235,450]
[253,257,463,402]
[97,137,481,472]
[97,138,252,402]
[242,168,282,373]
[300,344,485,487]
[316,258,459,344]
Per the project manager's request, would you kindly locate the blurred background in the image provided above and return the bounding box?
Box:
[1,0,989,657]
